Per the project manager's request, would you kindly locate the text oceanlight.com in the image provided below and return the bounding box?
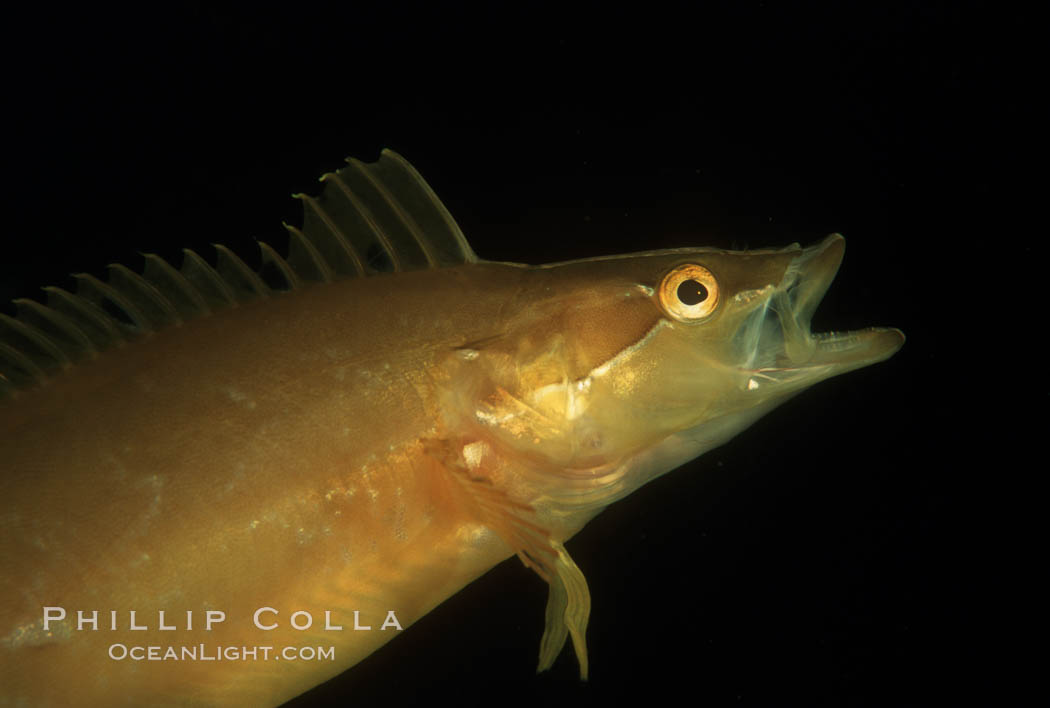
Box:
[108,644,335,662]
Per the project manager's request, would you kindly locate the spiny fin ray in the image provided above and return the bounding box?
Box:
[12,299,96,359]
[140,253,211,318]
[42,286,123,350]
[106,264,181,328]
[178,248,238,309]
[1,150,475,396]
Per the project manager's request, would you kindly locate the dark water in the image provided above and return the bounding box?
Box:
[0,3,1005,706]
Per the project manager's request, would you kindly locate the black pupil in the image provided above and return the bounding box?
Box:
[677,279,708,306]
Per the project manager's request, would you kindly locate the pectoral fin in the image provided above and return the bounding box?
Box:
[537,540,591,679]
[427,437,592,679]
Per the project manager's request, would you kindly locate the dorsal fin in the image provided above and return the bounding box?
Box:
[298,149,477,275]
[0,149,476,398]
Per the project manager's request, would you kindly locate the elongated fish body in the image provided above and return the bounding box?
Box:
[0,151,904,706]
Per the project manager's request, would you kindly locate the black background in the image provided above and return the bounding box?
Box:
[1,3,1009,706]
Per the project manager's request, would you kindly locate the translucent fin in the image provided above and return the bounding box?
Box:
[0,313,71,370]
[300,149,477,275]
[283,223,333,283]
[41,286,124,350]
[257,241,298,292]
[296,192,369,276]
[0,340,48,389]
[106,263,181,329]
[12,299,96,359]
[71,272,151,333]
[140,253,211,319]
[179,248,237,309]
[429,436,591,680]
[369,149,478,265]
[537,541,591,680]
[0,150,475,396]
[214,244,269,299]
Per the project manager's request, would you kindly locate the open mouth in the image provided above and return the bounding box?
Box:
[738,234,904,388]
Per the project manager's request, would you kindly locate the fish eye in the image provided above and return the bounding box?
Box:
[659,264,719,322]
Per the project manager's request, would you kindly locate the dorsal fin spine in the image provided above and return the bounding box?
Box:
[179,248,238,308]
[0,341,47,385]
[257,241,299,291]
[107,263,181,327]
[0,313,70,368]
[13,299,97,358]
[72,273,150,332]
[213,244,269,298]
[380,149,478,263]
[283,223,333,283]
[142,253,212,317]
[42,286,123,349]
[297,192,367,276]
[347,157,438,268]
[323,172,403,273]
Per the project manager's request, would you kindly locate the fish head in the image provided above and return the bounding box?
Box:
[460,234,904,508]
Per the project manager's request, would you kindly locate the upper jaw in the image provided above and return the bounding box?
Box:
[740,234,905,390]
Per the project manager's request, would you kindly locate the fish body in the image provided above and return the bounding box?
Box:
[0,151,903,706]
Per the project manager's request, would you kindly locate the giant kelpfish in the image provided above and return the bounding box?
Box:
[0,150,904,706]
